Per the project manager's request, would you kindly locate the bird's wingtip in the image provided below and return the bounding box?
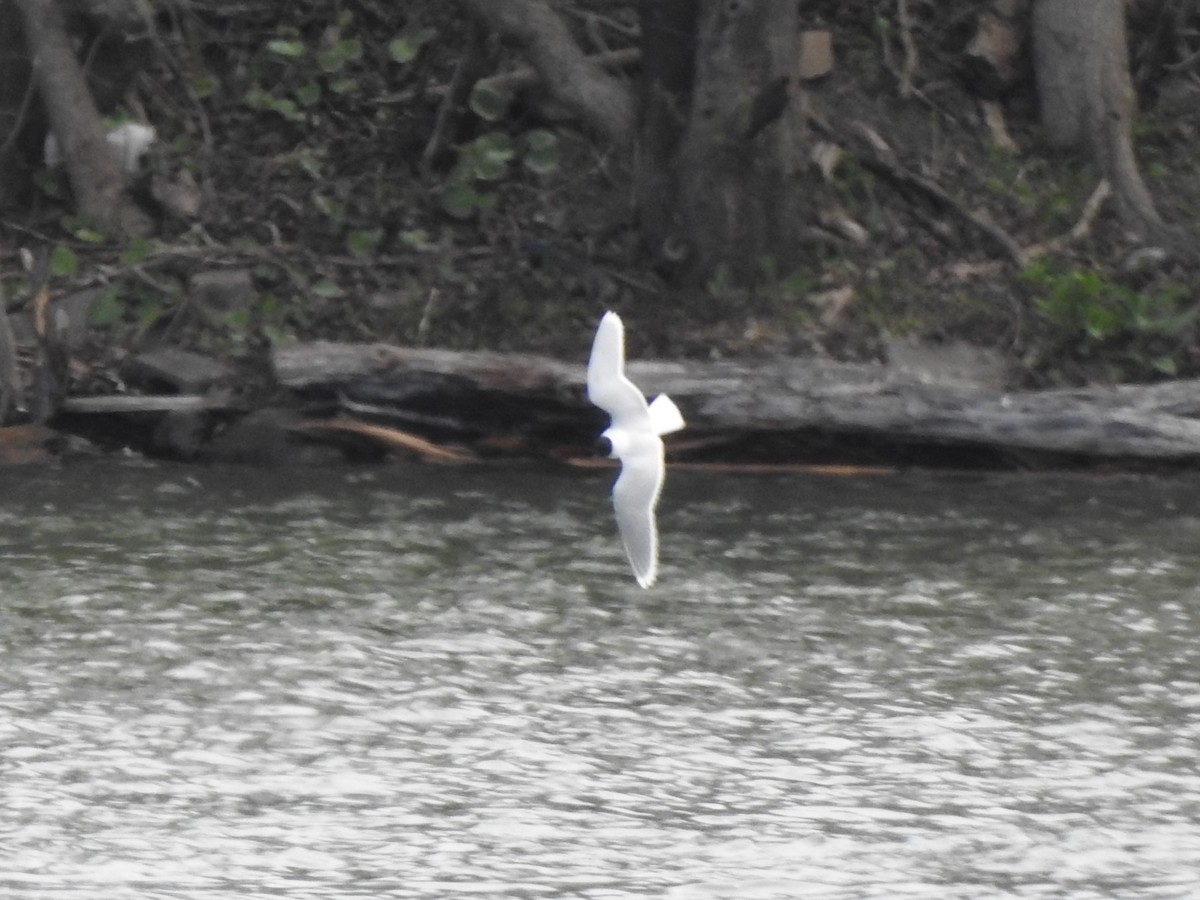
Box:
[633,561,657,588]
[598,310,623,332]
[647,393,686,435]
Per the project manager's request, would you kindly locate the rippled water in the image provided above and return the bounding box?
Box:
[2,461,1199,899]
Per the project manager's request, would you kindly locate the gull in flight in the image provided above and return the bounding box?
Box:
[586,311,685,587]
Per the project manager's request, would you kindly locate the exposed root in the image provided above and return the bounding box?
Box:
[459,0,635,146]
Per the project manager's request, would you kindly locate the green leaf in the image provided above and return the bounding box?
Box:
[330,77,359,95]
[1081,304,1120,341]
[388,27,436,64]
[311,193,344,222]
[1152,356,1178,376]
[346,228,382,258]
[471,155,506,181]
[474,192,498,215]
[119,237,152,266]
[318,39,361,73]
[399,229,430,250]
[137,300,165,328]
[245,89,305,121]
[312,278,344,298]
[441,181,484,220]
[243,88,268,109]
[191,75,218,99]
[89,289,123,328]
[267,39,305,58]
[470,133,516,181]
[291,148,323,179]
[469,83,512,122]
[269,97,304,121]
[524,129,556,153]
[317,50,345,73]
[60,215,106,243]
[76,227,106,245]
[263,325,294,346]
[49,245,78,277]
[388,38,416,64]
[522,129,560,175]
[295,82,321,106]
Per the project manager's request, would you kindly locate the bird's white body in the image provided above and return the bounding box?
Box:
[586,311,685,587]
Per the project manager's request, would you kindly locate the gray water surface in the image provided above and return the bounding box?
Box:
[2,462,1199,898]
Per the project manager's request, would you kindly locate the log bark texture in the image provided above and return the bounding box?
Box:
[273,341,1200,465]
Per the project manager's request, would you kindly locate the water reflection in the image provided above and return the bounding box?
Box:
[1,462,1199,898]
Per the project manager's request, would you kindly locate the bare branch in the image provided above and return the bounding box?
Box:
[421,20,489,175]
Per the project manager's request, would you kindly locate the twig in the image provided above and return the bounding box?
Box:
[560,8,639,41]
[295,417,475,464]
[1025,179,1112,260]
[980,99,1018,152]
[416,287,439,346]
[895,0,919,98]
[846,120,1026,268]
[421,20,488,176]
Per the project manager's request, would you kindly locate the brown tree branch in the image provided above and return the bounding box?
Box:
[841,120,1027,268]
[460,0,635,146]
[421,20,489,176]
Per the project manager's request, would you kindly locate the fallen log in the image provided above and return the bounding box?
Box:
[272,341,1200,466]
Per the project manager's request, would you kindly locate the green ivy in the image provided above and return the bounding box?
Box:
[1024,258,1196,378]
[440,129,560,220]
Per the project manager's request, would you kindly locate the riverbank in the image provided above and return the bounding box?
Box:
[4,3,1200,469]
[8,330,1200,472]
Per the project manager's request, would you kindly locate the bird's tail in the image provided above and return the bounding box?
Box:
[647,394,685,435]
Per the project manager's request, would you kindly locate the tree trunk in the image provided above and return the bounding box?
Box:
[636,0,806,287]
[0,309,20,425]
[0,0,39,208]
[634,0,696,260]
[12,0,151,237]
[1032,0,1163,240]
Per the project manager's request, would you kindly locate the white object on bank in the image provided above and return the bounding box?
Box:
[44,122,156,175]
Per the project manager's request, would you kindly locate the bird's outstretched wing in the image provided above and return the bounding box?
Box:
[647,393,685,436]
[587,311,650,427]
[612,437,665,588]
